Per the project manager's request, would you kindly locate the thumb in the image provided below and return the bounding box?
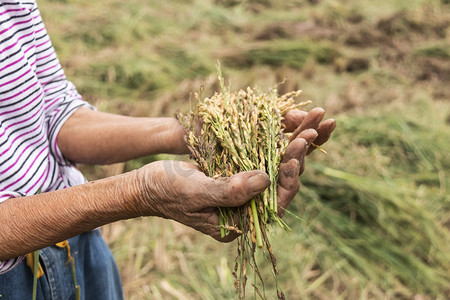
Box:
[208,170,270,208]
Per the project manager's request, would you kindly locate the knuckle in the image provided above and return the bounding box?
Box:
[287,180,300,192]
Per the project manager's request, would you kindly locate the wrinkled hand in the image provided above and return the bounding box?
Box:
[135,160,270,242]
[148,107,335,241]
[277,107,336,216]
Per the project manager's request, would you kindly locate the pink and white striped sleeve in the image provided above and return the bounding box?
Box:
[29,3,94,167]
[0,192,26,274]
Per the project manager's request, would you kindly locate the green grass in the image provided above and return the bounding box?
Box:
[38,0,450,298]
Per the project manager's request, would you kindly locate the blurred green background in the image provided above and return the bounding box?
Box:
[39,0,449,299]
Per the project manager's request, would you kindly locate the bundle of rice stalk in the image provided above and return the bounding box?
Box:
[177,68,311,299]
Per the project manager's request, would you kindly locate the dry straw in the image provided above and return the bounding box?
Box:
[177,66,310,299]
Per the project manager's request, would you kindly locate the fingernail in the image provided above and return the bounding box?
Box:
[248,173,270,193]
[330,119,337,131]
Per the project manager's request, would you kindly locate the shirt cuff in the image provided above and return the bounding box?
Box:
[0,191,26,274]
[45,96,95,166]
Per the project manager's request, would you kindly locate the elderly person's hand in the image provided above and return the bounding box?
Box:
[132,107,336,242]
[277,107,336,217]
[133,160,270,242]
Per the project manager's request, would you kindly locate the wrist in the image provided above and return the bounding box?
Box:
[165,118,189,154]
[142,118,188,155]
[130,162,167,218]
[115,170,149,219]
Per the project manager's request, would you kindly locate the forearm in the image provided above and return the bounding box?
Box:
[0,171,141,260]
[57,108,188,165]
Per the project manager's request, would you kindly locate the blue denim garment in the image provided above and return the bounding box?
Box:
[0,229,124,300]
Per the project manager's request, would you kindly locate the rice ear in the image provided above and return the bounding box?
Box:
[176,69,310,299]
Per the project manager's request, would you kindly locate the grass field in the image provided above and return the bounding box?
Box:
[39,0,449,299]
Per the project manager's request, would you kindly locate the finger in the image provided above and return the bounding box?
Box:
[200,170,271,241]
[283,109,307,132]
[188,209,240,243]
[277,159,301,217]
[307,118,336,155]
[202,170,270,208]
[289,107,325,142]
[282,129,318,164]
[210,211,241,243]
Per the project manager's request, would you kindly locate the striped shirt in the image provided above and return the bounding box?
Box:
[1,0,92,273]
